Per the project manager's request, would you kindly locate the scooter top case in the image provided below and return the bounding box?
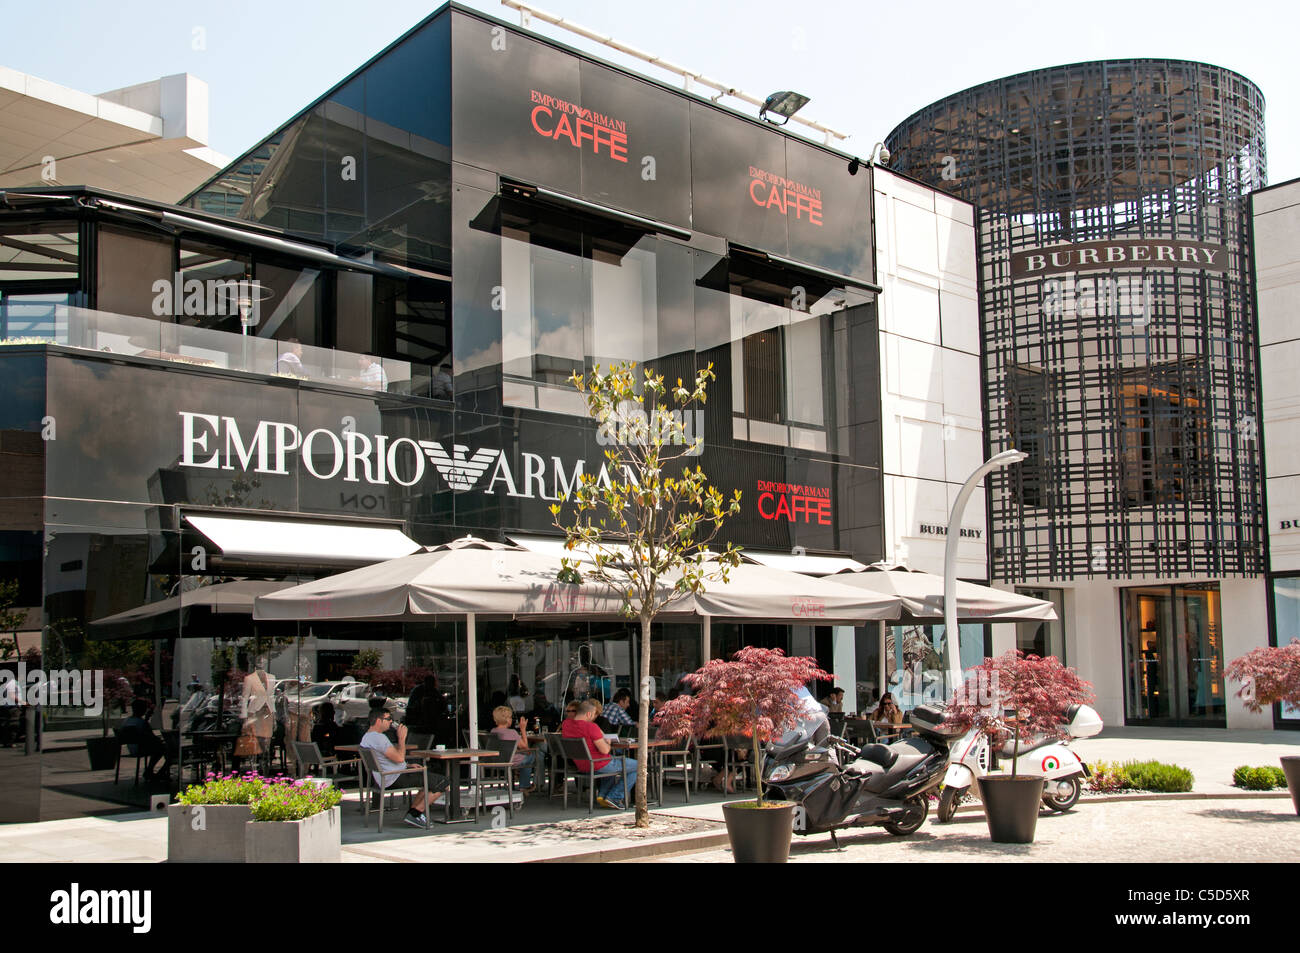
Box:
[1066,703,1103,738]
[908,704,964,741]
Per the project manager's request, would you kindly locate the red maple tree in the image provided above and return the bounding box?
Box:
[941,650,1095,777]
[1225,640,1300,712]
[654,647,832,805]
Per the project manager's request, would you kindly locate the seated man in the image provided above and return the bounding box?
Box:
[562,699,637,810]
[360,709,448,828]
[121,698,174,781]
[601,689,635,729]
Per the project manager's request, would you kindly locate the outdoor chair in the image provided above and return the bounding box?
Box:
[657,735,697,803]
[113,727,142,785]
[694,736,725,790]
[405,732,434,751]
[723,735,756,791]
[559,737,629,813]
[474,736,518,819]
[292,741,363,808]
[357,746,430,832]
[544,731,568,798]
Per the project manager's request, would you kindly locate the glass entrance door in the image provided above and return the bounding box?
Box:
[1121,584,1225,726]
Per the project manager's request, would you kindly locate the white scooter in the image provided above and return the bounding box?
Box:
[935,703,1103,822]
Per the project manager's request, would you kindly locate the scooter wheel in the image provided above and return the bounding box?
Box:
[883,795,929,836]
[936,785,967,823]
[1041,776,1082,812]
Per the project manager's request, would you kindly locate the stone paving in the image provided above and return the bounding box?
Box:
[650,797,1299,863]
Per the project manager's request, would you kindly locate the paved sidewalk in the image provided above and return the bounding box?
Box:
[0,729,1293,862]
[651,797,1300,863]
[1070,727,1298,794]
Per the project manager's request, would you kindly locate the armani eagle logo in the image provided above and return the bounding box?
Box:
[418,442,500,491]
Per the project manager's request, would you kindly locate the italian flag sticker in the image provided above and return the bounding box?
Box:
[1042,755,1060,772]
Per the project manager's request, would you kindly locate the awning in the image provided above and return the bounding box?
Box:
[742,551,869,576]
[88,579,299,640]
[186,515,420,569]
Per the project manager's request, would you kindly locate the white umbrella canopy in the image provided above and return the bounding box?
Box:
[252,536,900,625]
[831,563,1057,624]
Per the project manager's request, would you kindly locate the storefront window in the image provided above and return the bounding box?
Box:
[1121,583,1224,725]
[1016,587,1066,661]
[885,622,988,711]
[1267,577,1300,723]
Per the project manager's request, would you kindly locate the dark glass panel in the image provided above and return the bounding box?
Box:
[783,140,873,280]
[577,61,690,228]
[689,103,788,257]
[97,227,175,321]
[450,11,581,195]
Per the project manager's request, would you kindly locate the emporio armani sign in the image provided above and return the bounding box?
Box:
[177,412,637,500]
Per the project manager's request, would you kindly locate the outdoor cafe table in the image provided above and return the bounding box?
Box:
[408,748,498,824]
[335,745,495,826]
[610,738,677,804]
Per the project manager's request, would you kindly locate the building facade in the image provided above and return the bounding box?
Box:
[0,4,983,821]
[1255,176,1300,726]
[887,59,1277,730]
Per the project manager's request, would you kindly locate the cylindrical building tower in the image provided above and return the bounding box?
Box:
[887,60,1266,585]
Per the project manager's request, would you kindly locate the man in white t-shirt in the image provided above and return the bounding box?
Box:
[360,709,447,827]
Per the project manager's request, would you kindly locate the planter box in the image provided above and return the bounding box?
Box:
[167,804,252,863]
[86,736,120,772]
[245,807,341,864]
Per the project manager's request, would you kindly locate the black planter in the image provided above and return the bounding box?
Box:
[721,800,796,863]
[980,774,1046,843]
[86,736,121,772]
[1282,757,1300,816]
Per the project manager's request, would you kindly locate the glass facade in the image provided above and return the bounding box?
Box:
[0,7,886,820]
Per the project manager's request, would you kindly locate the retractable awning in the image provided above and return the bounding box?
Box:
[186,515,420,569]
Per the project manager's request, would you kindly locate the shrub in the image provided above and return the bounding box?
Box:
[176,772,273,805]
[1232,765,1287,791]
[249,780,342,822]
[1087,760,1130,793]
[1122,760,1194,793]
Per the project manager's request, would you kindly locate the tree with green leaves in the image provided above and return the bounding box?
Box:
[550,361,742,827]
[0,580,29,661]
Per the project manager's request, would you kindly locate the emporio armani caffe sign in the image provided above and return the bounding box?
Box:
[1010,239,1227,279]
[178,412,631,500]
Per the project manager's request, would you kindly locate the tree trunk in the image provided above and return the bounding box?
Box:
[635,614,652,827]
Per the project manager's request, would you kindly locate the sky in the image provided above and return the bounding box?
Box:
[3,0,1296,184]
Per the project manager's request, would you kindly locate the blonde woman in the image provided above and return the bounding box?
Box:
[489,705,540,793]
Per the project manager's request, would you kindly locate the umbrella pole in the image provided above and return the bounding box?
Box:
[466,613,478,745]
[878,621,887,707]
[701,616,711,664]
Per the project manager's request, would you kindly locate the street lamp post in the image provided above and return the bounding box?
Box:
[943,449,1027,697]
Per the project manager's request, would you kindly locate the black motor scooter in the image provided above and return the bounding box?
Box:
[763,704,961,842]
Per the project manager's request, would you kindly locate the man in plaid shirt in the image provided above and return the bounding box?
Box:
[602,689,635,727]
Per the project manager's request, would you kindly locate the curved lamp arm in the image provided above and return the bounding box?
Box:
[943,449,1027,697]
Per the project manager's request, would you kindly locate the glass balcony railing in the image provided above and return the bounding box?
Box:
[0,305,445,399]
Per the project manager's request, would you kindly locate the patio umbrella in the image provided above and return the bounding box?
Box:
[830,563,1057,708]
[830,563,1057,624]
[88,579,299,640]
[254,535,900,739]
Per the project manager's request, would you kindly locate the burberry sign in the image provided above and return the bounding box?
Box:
[1011,239,1227,279]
